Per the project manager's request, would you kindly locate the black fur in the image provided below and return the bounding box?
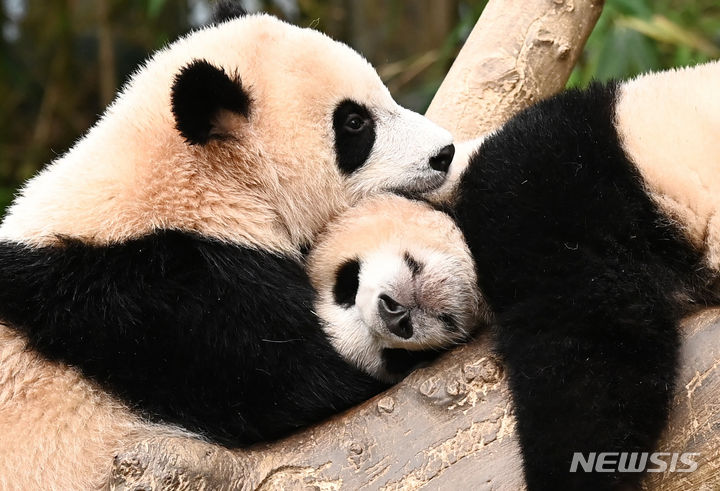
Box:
[171,59,251,145]
[438,313,458,333]
[211,0,247,24]
[333,100,376,174]
[333,258,360,307]
[452,82,715,490]
[382,348,441,377]
[0,231,387,446]
[403,252,423,276]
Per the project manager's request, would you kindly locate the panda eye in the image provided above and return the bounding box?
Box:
[439,313,458,332]
[344,114,367,133]
[333,100,376,175]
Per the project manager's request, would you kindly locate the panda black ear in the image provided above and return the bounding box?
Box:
[171,59,251,145]
[211,0,247,24]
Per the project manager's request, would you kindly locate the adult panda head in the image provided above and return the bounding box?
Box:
[0,13,453,254]
[309,194,487,382]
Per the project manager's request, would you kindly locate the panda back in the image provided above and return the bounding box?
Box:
[616,60,720,270]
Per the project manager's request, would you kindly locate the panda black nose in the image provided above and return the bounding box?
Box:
[378,294,413,339]
[429,144,455,173]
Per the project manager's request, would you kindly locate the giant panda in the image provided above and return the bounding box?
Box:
[0,7,462,487]
[0,193,479,489]
[431,60,720,490]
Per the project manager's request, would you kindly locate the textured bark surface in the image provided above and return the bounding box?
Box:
[643,310,720,490]
[110,1,717,489]
[425,0,604,139]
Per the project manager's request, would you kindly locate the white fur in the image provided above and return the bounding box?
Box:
[348,107,452,197]
[355,251,408,331]
[429,135,487,204]
[0,323,196,490]
[616,59,720,270]
[0,14,452,252]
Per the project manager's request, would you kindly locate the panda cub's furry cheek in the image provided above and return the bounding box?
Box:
[325,247,478,381]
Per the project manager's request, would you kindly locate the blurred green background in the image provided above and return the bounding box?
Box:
[1,0,719,215]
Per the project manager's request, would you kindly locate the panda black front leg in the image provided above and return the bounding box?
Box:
[494,267,681,490]
[0,230,388,445]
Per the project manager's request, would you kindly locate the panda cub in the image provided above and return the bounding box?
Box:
[435,60,720,490]
[0,199,478,489]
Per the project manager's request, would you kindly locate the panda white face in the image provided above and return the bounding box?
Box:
[0,14,454,255]
[320,245,480,381]
[333,100,455,198]
[309,195,485,381]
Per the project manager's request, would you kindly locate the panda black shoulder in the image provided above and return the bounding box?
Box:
[0,229,385,445]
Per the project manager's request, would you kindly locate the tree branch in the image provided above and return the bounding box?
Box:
[426,0,603,139]
[110,313,720,489]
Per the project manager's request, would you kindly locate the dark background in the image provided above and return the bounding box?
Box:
[1,0,718,214]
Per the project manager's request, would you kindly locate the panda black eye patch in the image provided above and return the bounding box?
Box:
[403,252,423,276]
[333,258,361,307]
[333,100,376,175]
[381,348,442,377]
[438,313,458,332]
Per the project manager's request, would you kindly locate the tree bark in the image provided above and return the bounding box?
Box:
[425,0,604,139]
[110,1,719,489]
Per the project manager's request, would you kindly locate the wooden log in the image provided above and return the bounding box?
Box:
[643,310,720,490]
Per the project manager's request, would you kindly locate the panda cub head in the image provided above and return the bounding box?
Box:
[309,194,486,381]
[0,13,453,254]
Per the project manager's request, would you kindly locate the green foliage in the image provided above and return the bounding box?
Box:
[568,0,720,87]
[147,0,169,19]
[0,0,192,219]
[0,187,15,215]
[0,0,718,219]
